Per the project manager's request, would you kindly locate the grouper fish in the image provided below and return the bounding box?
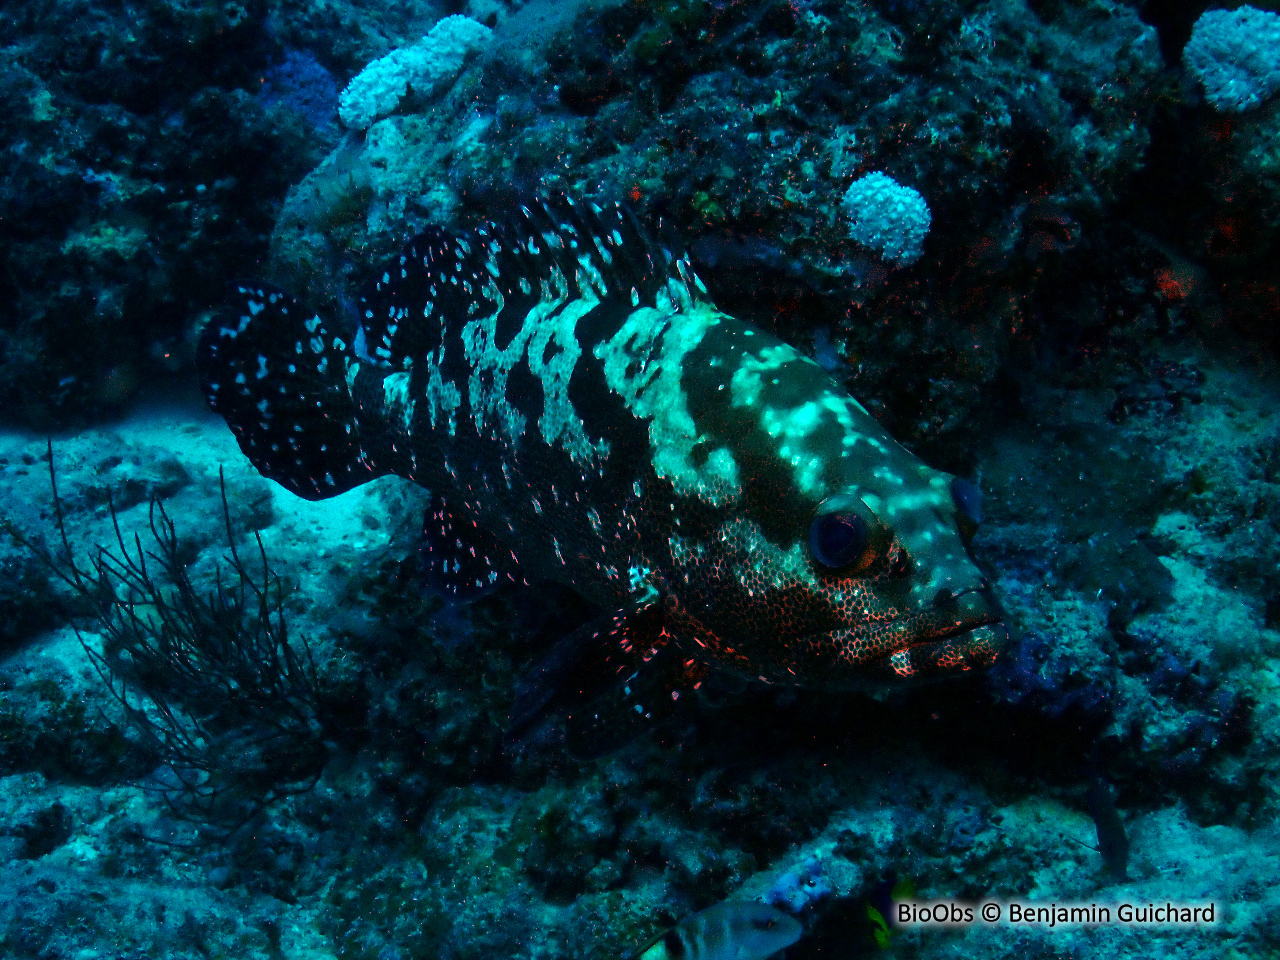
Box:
[197,197,1006,756]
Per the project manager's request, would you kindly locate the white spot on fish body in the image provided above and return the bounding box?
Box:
[598,304,739,505]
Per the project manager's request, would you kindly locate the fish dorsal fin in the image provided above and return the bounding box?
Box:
[354,227,470,371]
[629,902,803,960]
[352,197,709,374]
[487,196,677,305]
[418,493,526,599]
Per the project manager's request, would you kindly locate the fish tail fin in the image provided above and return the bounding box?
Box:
[197,283,385,500]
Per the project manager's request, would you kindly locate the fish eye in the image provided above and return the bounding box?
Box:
[809,492,888,573]
[809,492,884,571]
[809,511,869,569]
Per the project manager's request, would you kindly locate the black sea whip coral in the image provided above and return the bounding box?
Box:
[14,446,327,840]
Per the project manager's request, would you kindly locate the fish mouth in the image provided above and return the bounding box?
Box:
[880,590,1007,677]
[884,618,1007,677]
[799,588,1007,679]
[914,585,1004,642]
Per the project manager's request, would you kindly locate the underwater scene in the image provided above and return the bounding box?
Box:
[2,0,1279,956]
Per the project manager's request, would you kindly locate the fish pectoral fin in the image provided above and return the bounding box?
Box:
[418,493,526,600]
[506,601,708,759]
[561,641,709,759]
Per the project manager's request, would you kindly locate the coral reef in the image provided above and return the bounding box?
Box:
[14,467,328,836]
[338,15,493,130]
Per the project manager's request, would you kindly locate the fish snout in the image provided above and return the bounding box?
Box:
[931,579,999,615]
[910,561,995,614]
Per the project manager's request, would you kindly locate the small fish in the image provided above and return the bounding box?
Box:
[198,197,1006,756]
[632,902,802,960]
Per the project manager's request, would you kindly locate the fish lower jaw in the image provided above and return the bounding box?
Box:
[884,619,1008,678]
[801,611,1007,680]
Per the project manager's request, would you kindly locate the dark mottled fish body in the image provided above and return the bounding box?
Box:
[199,199,1005,754]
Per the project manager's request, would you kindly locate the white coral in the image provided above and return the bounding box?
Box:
[841,172,931,267]
[338,15,492,130]
[1184,6,1280,113]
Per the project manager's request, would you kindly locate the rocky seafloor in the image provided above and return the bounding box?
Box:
[2,0,1280,956]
